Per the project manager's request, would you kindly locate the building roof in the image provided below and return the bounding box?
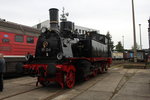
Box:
[0,20,40,36]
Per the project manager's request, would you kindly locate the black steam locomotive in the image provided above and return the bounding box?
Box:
[23,8,112,88]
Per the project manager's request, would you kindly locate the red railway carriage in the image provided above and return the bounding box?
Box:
[0,20,40,76]
[0,31,38,55]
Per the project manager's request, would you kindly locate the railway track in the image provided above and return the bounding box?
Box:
[1,73,109,100]
[0,64,140,100]
[1,77,65,100]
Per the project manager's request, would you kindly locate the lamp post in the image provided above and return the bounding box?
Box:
[139,24,142,50]
[131,0,137,62]
[148,18,150,49]
[122,35,124,49]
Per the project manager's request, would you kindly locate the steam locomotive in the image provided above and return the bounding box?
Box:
[22,8,112,88]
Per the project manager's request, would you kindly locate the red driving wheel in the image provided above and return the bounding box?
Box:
[65,71,75,88]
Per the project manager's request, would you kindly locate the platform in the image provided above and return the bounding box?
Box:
[0,64,150,100]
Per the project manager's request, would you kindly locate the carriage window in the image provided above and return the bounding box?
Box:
[2,39,10,43]
[27,37,34,43]
[15,35,24,42]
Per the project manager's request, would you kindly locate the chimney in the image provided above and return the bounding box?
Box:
[49,8,59,31]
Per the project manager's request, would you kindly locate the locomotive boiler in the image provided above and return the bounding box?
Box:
[23,8,112,88]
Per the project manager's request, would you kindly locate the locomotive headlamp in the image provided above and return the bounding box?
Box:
[41,27,47,33]
[57,52,63,60]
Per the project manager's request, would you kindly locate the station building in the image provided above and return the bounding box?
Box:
[33,20,99,34]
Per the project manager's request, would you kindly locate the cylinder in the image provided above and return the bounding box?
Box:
[49,8,59,31]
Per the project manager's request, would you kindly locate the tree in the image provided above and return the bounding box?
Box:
[115,41,124,52]
[106,31,115,50]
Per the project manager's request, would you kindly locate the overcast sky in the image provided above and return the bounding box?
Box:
[0,0,150,49]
